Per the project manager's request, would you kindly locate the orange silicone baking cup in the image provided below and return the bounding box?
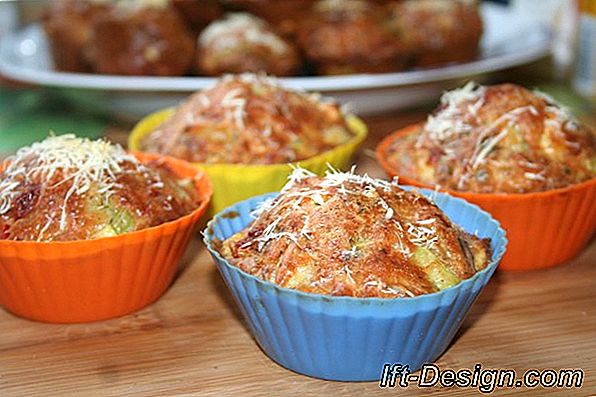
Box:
[0,153,212,323]
[377,124,596,271]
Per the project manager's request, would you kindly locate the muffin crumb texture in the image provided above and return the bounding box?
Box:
[220,168,491,298]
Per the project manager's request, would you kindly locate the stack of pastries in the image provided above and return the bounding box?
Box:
[43,0,483,76]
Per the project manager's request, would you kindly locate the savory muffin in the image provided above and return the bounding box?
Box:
[220,0,316,39]
[0,135,201,241]
[219,168,492,297]
[89,1,195,76]
[43,0,110,72]
[197,13,301,76]
[297,0,406,75]
[386,0,483,68]
[382,83,596,193]
[139,74,355,164]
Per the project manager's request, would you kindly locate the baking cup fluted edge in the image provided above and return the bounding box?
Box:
[203,189,506,381]
[0,153,212,323]
[129,107,367,215]
[377,124,596,271]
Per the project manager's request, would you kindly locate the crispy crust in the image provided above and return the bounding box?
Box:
[383,83,596,193]
[140,75,354,164]
[220,171,491,298]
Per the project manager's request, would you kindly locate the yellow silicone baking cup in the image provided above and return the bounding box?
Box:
[128,108,368,214]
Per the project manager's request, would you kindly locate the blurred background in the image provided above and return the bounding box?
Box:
[0,0,594,155]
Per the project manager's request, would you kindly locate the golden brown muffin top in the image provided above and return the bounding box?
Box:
[383,83,596,193]
[0,135,200,242]
[140,74,355,164]
[219,168,491,298]
[387,0,482,51]
[89,2,195,76]
[199,13,293,56]
[197,13,301,76]
[219,0,316,39]
[297,0,404,67]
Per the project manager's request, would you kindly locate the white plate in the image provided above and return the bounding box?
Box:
[0,3,551,118]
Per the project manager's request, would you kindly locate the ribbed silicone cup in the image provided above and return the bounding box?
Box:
[128,108,368,215]
[204,190,507,381]
[377,125,596,271]
[0,153,212,323]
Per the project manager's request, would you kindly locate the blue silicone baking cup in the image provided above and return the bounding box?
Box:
[204,188,507,381]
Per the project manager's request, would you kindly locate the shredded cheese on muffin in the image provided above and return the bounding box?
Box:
[199,13,290,54]
[386,83,596,193]
[221,167,492,298]
[141,74,354,164]
[0,134,147,230]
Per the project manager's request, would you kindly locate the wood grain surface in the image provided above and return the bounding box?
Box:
[0,112,594,397]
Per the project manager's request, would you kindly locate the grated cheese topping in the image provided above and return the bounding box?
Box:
[467,105,538,171]
[315,0,371,14]
[149,73,354,166]
[423,81,485,142]
[533,89,581,132]
[221,165,493,298]
[218,73,335,109]
[249,166,440,256]
[200,73,345,132]
[199,13,290,55]
[390,82,596,193]
[0,134,148,231]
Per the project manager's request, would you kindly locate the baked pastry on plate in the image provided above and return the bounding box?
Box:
[297,0,407,74]
[386,0,483,67]
[197,13,301,76]
[43,0,109,72]
[89,1,195,76]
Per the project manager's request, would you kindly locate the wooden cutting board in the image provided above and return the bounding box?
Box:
[0,113,594,397]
